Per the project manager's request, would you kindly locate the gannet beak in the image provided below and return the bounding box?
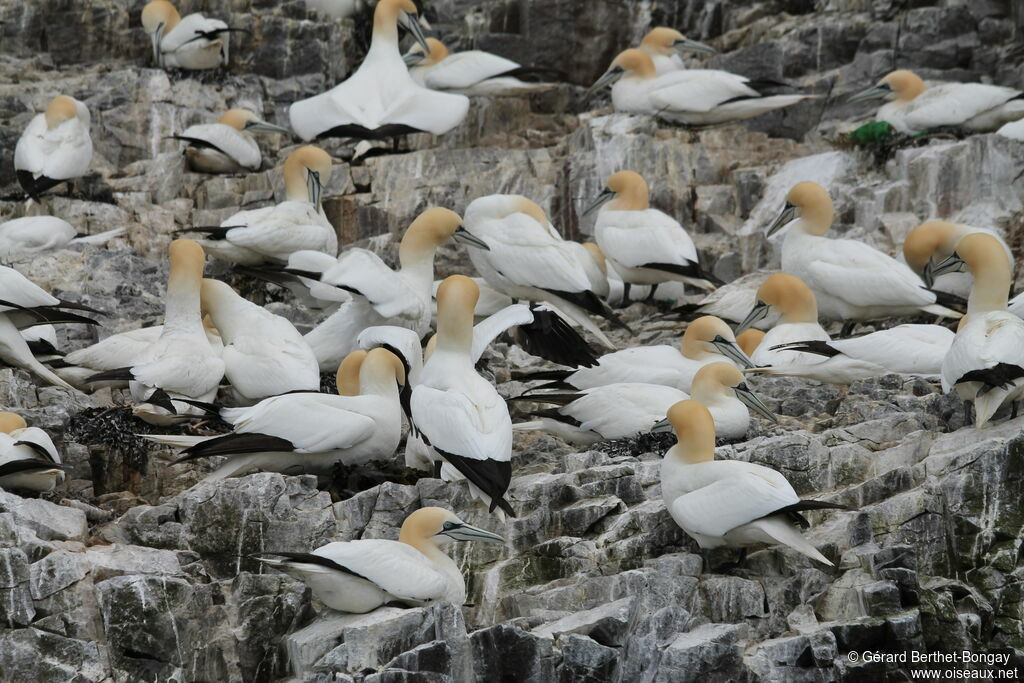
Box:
[403,52,426,67]
[922,260,935,288]
[931,251,967,278]
[735,301,769,334]
[453,226,490,250]
[581,188,615,217]
[733,382,778,423]
[766,202,798,237]
[711,335,756,369]
[151,24,164,66]
[676,38,716,55]
[403,11,431,55]
[440,522,505,544]
[649,416,673,434]
[307,169,322,210]
[848,84,891,104]
[584,67,624,103]
[245,120,290,135]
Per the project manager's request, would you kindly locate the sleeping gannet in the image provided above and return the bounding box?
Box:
[152,348,404,478]
[141,0,238,70]
[257,507,503,613]
[410,276,515,517]
[0,412,63,492]
[736,329,765,357]
[587,49,814,125]
[734,273,829,366]
[14,95,93,200]
[849,69,1024,134]
[404,38,544,95]
[933,233,1024,427]
[200,278,319,402]
[173,109,289,174]
[637,27,716,75]
[463,194,627,349]
[0,216,123,259]
[289,0,469,141]
[515,315,754,393]
[661,400,849,566]
[902,220,1012,301]
[183,146,336,265]
[767,182,962,325]
[584,170,721,295]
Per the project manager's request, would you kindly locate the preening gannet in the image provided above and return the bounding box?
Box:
[404,38,544,95]
[735,273,829,366]
[257,507,503,613]
[516,315,754,393]
[588,49,814,125]
[0,216,123,259]
[173,109,289,174]
[141,0,238,70]
[933,234,1024,427]
[149,348,405,478]
[902,220,1012,301]
[200,278,319,402]
[767,182,962,324]
[661,400,849,566]
[736,329,765,357]
[0,412,63,492]
[289,0,469,141]
[463,194,627,349]
[849,69,1024,134]
[584,170,721,293]
[14,95,92,200]
[662,272,780,329]
[184,146,337,265]
[410,276,515,517]
[336,349,368,396]
[637,27,716,75]
[464,302,599,370]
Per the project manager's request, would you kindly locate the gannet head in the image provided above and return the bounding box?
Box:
[401,207,486,263]
[44,95,87,130]
[933,233,1011,315]
[582,242,607,276]
[583,170,649,216]
[219,109,290,135]
[681,316,754,368]
[767,181,833,237]
[141,1,180,63]
[375,0,430,53]
[0,412,28,434]
[849,69,925,104]
[360,347,406,393]
[692,362,778,423]
[168,238,206,282]
[586,49,656,101]
[435,274,479,352]
[511,197,551,229]
[737,273,817,331]
[665,399,716,463]
[736,329,765,357]
[399,507,505,549]
[640,27,716,57]
[283,146,332,207]
[336,350,368,396]
[403,37,448,67]
[903,221,966,287]
[198,278,240,318]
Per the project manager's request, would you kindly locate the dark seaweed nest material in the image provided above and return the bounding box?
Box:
[597,430,676,459]
[327,457,428,501]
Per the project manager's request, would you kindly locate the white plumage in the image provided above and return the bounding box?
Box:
[0,216,123,260]
[0,414,63,493]
[407,38,532,95]
[142,1,231,71]
[14,95,92,199]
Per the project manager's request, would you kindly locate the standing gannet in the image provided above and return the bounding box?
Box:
[289,0,468,141]
[184,146,336,265]
[257,507,503,613]
[0,412,63,492]
[0,216,123,259]
[463,194,627,349]
[661,400,849,566]
[14,95,92,200]
[902,220,1012,301]
[173,109,289,174]
[849,70,1024,134]
[404,38,544,95]
[516,316,754,393]
[734,273,830,366]
[584,170,721,295]
[411,276,515,517]
[141,0,238,70]
[587,49,814,125]
[932,234,1024,427]
[200,278,319,402]
[155,348,405,478]
[637,27,716,75]
[767,182,961,326]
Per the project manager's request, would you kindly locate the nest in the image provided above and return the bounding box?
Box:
[326,457,428,501]
[831,121,968,167]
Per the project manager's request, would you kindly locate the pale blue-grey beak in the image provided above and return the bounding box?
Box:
[766,202,798,237]
[454,226,490,250]
[735,301,770,335]
[675,37,716,55]
[848,83,892,104]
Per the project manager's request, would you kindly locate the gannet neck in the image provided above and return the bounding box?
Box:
[759,273,818,323]
[359,347,404,396]
[336,350,367,396]
[398,207,463,271]
[666,400,716,464]
[512,197,550,228]
[885,70,925,103]
[583,242,607,275]
[613,49,657,80]
[283,146,332,203]
[371,0,415,51]
[786,181,833,236]
[164,239,206,331]
[420,38,449,65]
[960,234,1012,315]
[435,275,478,355]
[398,506,457,560]
[198,278,248,339]
[607,170,649,211]
[903,221,963,273]
[0,412,27,434]
[44,96,79,130]
[737,329,765,357]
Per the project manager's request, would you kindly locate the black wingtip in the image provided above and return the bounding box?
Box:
[146,389,178,415]
[85,367,135,383]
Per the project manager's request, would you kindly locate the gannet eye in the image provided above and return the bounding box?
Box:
[442,521,457,531]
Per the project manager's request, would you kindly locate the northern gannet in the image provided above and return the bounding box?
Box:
[0,216,123,259]
[404,38,545,95]
[661,400,849,566]
[736,329,765,357]
[257,507,503,613]
[336,349,368,396]
[849,69,1024,134]
[578,242,611,300]
[662,272,779,329]
[141,0,237,70]
[150,348,405,478]
[767,182,962,325]
[21,324,59,358]
[200,278,319,402]
[289,0,469,141]
[184,146,337,265]
[14,95,92,200]
[735,273,829,366]
[584,170,721,295]
[637,27,716,75]
[933,233,1024,427]
[902,220,1012,301]
[0,264,101,328]
[515,315,754,393]
[0,412,63,492]
[173,109,289,174]
[588,49,814,125]
[463,194,627,349]
[410,276,515,517]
